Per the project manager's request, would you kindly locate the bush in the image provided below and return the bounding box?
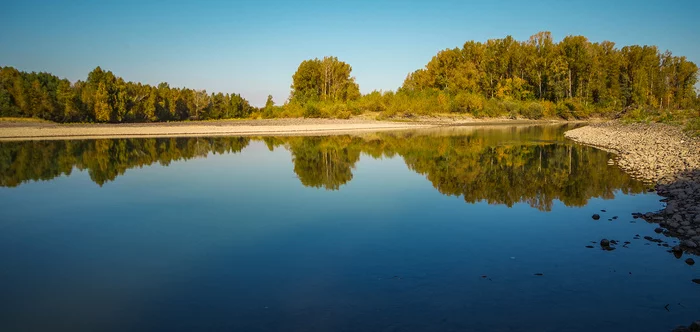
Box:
[303,104,323,118]
[685,117,700,136]
[480,99,507,118]
[450,92,484,114]
[348,104,363,115]
[555,102,573,119]
[521,102,544,119]
[502,100,521,119]
[564,100,587,119]
[335,110,352,119]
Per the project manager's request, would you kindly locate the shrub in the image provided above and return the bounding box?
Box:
[480,99,507,118]
[451,92,484,114]
[563,100,587,119]
[521,102,544,119]
[685,117,700,136]
[303,104,323,118]
[335,110,352,119]
[555,102,573,119]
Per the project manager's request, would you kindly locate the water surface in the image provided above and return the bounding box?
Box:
[0,125,697,332]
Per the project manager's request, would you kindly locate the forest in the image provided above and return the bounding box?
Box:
[0,126,648,211]
[1,32,698,123]
[0,66,253,122]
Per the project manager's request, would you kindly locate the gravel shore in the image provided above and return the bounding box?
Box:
[565,122,700,254]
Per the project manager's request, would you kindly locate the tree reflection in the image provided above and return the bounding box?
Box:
[0,126,649,210]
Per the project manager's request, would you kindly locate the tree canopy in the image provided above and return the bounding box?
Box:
[401,32,699,111]
[290,56,361,104]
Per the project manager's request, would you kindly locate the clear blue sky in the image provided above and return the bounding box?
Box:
[1,0,698,106]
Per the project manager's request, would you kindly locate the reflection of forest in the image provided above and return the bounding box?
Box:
[0,125,648,210]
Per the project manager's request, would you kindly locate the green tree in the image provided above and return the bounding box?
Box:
[291,56,360,104]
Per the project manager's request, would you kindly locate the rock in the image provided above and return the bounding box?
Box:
[672,246,684,259]
[644,236,654,241]
[600,239,610,247]
[654,227,664,233]
[592,214,601,220]
[585,245,594,249]
[693,279,700,285]
[686,258,695,266]
[534,273,544,276]
[690,321,700,331]
[683,240,698,249]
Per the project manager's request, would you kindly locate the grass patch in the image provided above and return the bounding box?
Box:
[0,117,53,123]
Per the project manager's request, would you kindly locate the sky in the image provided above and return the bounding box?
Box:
[1,0,698,107]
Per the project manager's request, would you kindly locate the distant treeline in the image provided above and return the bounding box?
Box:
[0,127,648,210]
[1,32,698,123]
[0,66,253,122]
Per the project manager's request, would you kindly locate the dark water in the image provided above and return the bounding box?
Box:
[0,125,697,332]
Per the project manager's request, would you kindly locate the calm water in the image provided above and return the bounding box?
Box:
[0,125,698,332]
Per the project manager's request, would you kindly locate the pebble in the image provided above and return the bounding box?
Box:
[683,240,698,249]
[686,258,695,266]
[592,214,601,220]
[566,122,700,259]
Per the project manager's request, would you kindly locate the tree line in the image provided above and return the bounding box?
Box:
[259,32,699,121]
[0,126,648,210]
[398,32,698,118]
[0,66,253,122]
[1,32,698,122]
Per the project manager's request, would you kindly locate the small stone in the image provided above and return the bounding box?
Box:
[672,246,684,259]
[534,273,544,276]
[585,245,594,249]
[693,279,700,285]
[683,240,698,249]
[600,239,610,247]
[686,258,695,266]
[654,228,664,233]
[592,214,601,220]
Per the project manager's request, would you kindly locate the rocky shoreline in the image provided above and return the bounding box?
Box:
[565,122,700,255]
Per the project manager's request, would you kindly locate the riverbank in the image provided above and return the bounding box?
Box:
[0,117,579,141]
[0,118,435,141]
[565,122,700,254]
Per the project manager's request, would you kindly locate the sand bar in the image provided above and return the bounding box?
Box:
[0,119,438,141]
